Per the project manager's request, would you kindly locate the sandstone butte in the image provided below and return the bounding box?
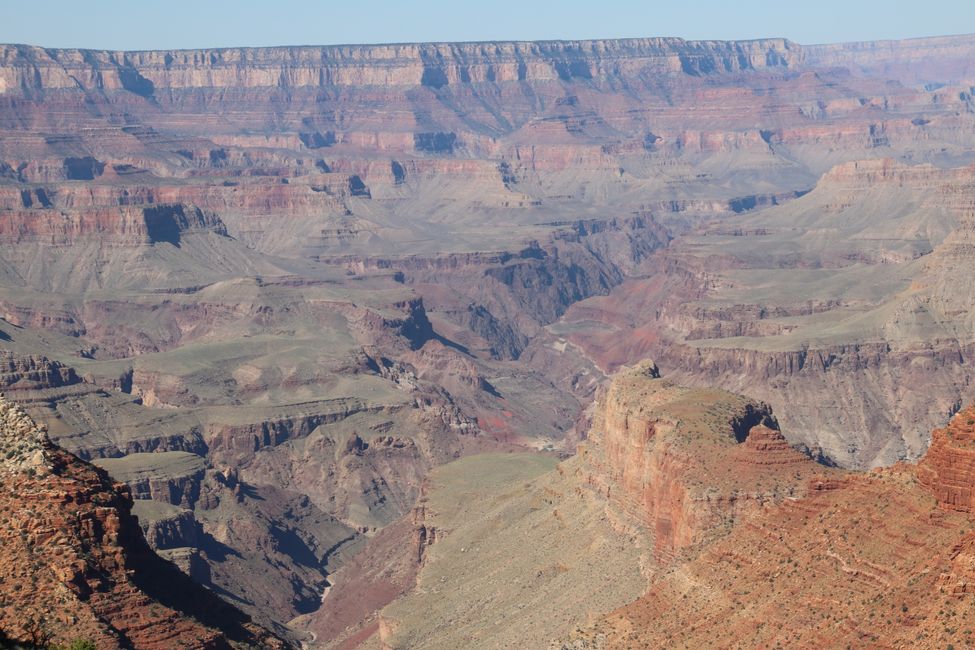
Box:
[0,392,289,649]
[552,364,975,649]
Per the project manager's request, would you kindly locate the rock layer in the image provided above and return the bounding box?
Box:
[0,393,288,649]
[580,361,823,560]
[551,159,975,468]
[918,405,975,512]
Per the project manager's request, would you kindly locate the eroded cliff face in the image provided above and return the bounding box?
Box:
[918,404,975,512]
[0,393,287,649]
[566,403,975,650]
[0,39,800,93]
[0,350,78,388]
[579,361,824,560]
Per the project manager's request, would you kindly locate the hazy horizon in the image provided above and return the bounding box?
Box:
[2,0,973,51]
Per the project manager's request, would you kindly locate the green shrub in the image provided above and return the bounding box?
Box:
[50,640,97,650]
[70,641,97,650]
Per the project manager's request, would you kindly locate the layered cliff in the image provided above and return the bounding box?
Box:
[562,403,975,649]
[918,404,975,512]
[0,393,288,649]
[0,38,800,94]
[579,361,824,560]
[804,33,975,84]
[0,351,78,389]
[93,451,206,507]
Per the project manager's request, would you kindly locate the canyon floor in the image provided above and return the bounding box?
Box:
[2,31,975,648]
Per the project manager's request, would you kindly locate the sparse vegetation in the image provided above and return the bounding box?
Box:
[49,640,97,650]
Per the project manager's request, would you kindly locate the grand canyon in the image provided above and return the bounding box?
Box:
[2,27,975,649]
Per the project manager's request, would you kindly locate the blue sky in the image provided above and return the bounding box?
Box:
[2,0,973,50]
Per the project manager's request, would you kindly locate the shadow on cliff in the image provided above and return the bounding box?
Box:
[122,525,267,645]
[432,332,473,357]
[198,530,243,562]
[126,549,252,634]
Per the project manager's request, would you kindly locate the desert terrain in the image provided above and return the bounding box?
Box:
[2,33,975,647]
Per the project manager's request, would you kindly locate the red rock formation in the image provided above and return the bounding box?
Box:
[580,361,824,560]
[0,394,289,649]
[730,424,813,465]
[918,405,975,512]
[564,398,975,649]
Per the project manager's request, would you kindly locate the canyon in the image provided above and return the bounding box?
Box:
[2,31,975,647]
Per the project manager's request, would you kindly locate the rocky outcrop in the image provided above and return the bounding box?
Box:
[133,501,212,584]
[918,404,975,512]
[0,351,79,389]
[731,423,811,465]
[580,361,822,560]
[0,393,289,649]
[138,504,202,550]
[94,451,206,507]
[566,400,975,650]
